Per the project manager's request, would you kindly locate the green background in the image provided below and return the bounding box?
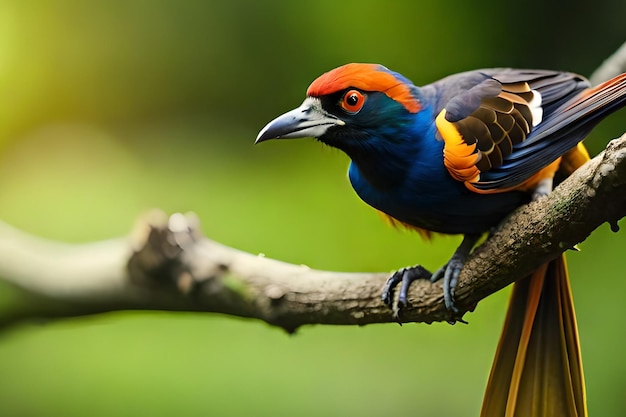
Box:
[0,1,624,416]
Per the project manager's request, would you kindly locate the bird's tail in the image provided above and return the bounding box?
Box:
[480,254,587,417]
[530,72,626,146]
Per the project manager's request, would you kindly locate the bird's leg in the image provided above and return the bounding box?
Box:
[430,233,481,312]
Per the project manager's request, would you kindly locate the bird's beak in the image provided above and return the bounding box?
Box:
[255,97,345,144]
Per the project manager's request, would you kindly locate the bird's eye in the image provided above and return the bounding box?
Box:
[340,90,366,114]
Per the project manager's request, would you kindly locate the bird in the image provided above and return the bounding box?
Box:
[255,63,626,417]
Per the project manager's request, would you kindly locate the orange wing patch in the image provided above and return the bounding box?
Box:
[437,80,543,193]
[436,110,481,183]
[307,63,421,113]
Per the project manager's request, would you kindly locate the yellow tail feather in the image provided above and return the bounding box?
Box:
[480,254,587,417]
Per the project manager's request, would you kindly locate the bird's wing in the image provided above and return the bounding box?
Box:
[432,69,611,193]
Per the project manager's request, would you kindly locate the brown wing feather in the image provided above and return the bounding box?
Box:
[437,77,541,188]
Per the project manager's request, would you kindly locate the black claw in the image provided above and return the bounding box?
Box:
[381,270,404,307]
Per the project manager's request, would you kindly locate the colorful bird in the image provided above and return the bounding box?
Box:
[256,63,626,416]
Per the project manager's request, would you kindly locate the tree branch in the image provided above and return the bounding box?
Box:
[1,133,625,332]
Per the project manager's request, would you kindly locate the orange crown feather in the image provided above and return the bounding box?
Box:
[306,63,421,113]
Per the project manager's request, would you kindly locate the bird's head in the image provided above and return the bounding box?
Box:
[255,63,423,155]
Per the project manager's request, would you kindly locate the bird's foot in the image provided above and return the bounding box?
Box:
[382,265,432,311]
[430,255,465,313]
[381,263,466,324]
[382,234,481,322]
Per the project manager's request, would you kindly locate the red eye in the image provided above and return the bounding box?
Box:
[340,90,366,113]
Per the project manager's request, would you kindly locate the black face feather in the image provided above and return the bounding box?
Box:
[315,90,416,151]
[317,91,346,117]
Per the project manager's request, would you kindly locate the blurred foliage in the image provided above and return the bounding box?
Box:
[0,1,624,416]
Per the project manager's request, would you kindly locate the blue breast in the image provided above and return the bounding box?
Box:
[346,113,528,235]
